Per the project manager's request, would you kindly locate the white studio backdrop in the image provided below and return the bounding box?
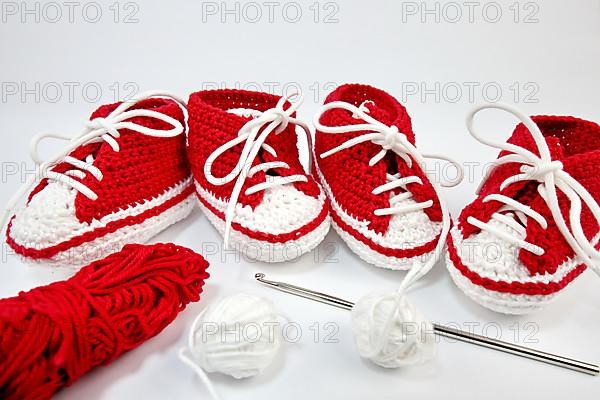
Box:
[0,0,599,399]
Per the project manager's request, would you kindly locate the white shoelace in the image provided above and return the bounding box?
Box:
[1,90,187,231]
[203,94,311,249]
[178,308,221,400]
[466,103,600,274]
[314,100,463,292]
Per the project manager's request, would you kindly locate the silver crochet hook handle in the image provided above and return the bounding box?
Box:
[255,273,599,376]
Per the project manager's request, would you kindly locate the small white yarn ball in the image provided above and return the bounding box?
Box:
[351,292,436,368]
[189,293,283,379]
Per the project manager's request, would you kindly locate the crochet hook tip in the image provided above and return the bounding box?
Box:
[255,273,282,289]
[255,273,273,285]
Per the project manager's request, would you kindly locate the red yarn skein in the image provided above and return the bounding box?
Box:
[0,243,210,400]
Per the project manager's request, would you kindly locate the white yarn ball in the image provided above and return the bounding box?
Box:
[187,293,283,379]
[351,292,436,368]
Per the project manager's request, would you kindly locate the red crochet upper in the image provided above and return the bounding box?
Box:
[28,98,190,224]
[187,89,320,208]
[314,84,441,234]
[458,115,600,276]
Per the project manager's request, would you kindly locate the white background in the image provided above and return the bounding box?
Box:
[1,0,600,399]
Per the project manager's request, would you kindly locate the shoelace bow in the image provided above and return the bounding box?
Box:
[1,90,187,231]
[203,94,312,249]
[313,100,463,293]
[466,103,600,275]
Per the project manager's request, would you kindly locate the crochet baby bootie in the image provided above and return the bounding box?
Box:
[3,91,195,267]
[313,84,456,270]
[446,103,600,314]
[187,89,330,262]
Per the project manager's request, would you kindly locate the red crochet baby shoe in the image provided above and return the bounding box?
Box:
[2,91,195,267]
[313,84,456,270]
[187,89,330,262]
[446,103,600,314]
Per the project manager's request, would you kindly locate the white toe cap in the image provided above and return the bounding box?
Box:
[234,185,325,234]
[9,182,82,248]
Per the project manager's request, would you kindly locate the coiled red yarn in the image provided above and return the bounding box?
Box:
[0,243,210,400]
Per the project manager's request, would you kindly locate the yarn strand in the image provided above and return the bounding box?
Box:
[0,243,210,400]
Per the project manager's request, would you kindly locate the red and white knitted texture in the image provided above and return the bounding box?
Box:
[4,92,196,267]
[446,107,600,314]
[314,84,444,269]
[187,89,330,262]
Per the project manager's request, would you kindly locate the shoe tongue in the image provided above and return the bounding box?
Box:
[322,84,416,145]
[507,120,565,160]
[226,107,283,176]
[544,136,564,159]
[361,100,416,143]
[361,100,394,126]
[495,122,566,211]
[357,101,418,178]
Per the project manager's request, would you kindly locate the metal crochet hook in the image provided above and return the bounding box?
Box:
[255,273,599,376]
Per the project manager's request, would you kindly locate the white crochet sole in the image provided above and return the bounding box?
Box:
[197,194,331,263]
[442,225,600,314]
[444,249,557,314]
[332,218,435,270]
[313,153,440,270]
[14,191,196,269]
